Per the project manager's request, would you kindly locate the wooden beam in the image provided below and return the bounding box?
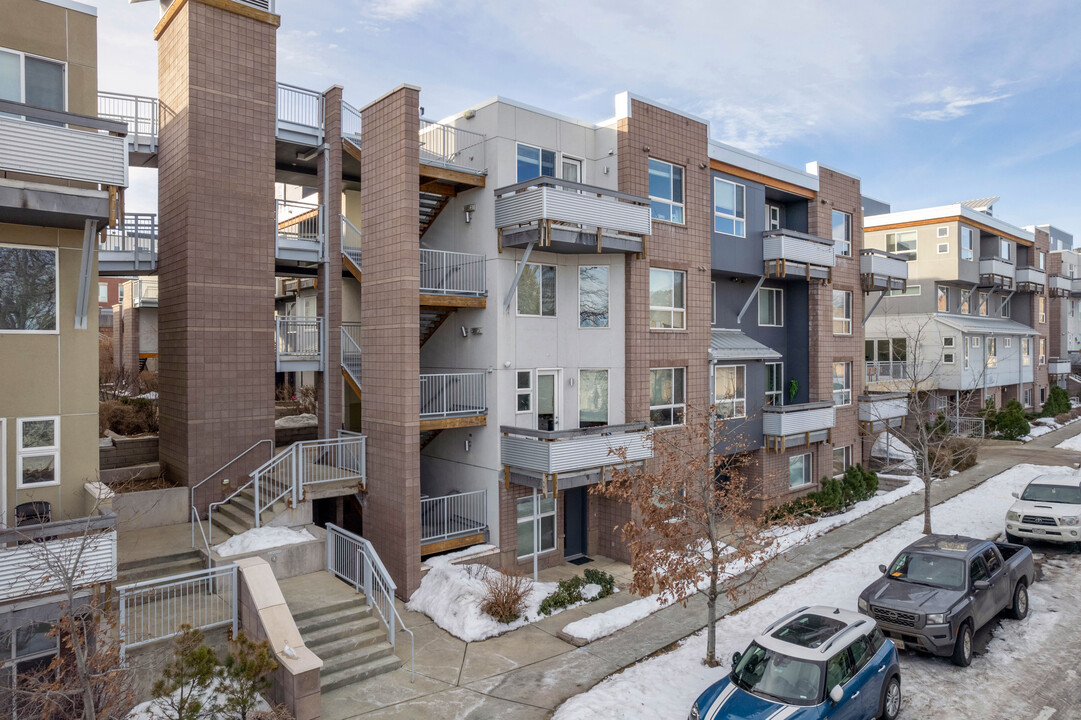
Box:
[343,138,363,165]
[419,293,486,308]
[419,180,458,197]
[420,415,487,432]
[710,159,815,199]
[418,164,486,188]
[341,367,361,400]
[343,254,362,284]
[865,215,1033,247]
[420,533,486,556]
[277,207,319,230]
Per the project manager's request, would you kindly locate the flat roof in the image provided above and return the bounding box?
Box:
[708,139,819,192]
[38,0,96,15]
[865,203,1035,245]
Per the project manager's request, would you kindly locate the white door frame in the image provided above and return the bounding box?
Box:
[561,155,583,187]
[536,369,561,431]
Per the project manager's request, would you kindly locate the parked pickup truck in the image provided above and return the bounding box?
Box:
[857,534,1033,667]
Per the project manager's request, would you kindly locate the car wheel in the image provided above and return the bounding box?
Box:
[951,622,973,667]
[1008,581,1029,620]
[1005,531,1022,544]
[880,675,902,720]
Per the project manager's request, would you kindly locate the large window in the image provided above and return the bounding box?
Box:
[17,417,58,488]
[578,266,609,328]
[1000,239,1011,261]
[789,453,812,488]
[650,367,685,427]
[98,283,109,304]
[1002,297,1011,318]
[765,362,784,406]
[1022,338,1031,366]
[886,230,917,261]
[758,287,783,327]
[516,143,555,183]
[1039,295,1046,324]
[959,289,970,315]
[978,292,988,316]
[832,210,852,256]
[832,362,851,406]
[937,286,949,312]
[714,365,746,419]
[517,496,556,559]
[649,268,685,329]
[713,178,746,237]
[986,338,997,368]
[1,620,60,709]
[832,290,852,335]
[516,263,556,317]
[833,446,852,477]
[579,369,609,428]
[960,226,974,261]
[0,48,65,112]
[1040,338,1046,365]
[0,245,57,332]
[649,159,684,224]
[516,371,532,413]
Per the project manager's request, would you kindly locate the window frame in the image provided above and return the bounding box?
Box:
[649,158,685,225]
[832,445,852,477]
[577,265,610,329]
[960,226,974,261]
[0,46,68,113]
[1001,297,1011,319]
[788,453,813,489]
[515,142,556,184]
[16,416,60,489]
[888,284,920,297]
[757,287,784,327]
[832,209,852,256]
[714,364,747,419]
[0,244,59,334]
[650,367,686,427]
[832,361,852,407]
[937,226,950,238]
[1039,338,1046,365]
[516,370,533,414]
[578,368,610,428]
[885,230,918,262]
[832,290,852,335]
[959,289,971,315]
[937,242,949,254]
[516,495,557,559]
[765,362,784,407]
[713,177,746,237]
[515,262,557,318]
[937,286,949,312]
[1039,295,1046,324]
[978,291,988,317]
[1022,338,1031,366]
[986,338,997,368]
[649,268,686,330]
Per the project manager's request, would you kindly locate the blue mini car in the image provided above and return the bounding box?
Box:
[689,606,901,720]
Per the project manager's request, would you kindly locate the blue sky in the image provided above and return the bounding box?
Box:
[100,0,1081,236]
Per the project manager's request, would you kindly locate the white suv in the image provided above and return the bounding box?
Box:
[1006,473,1081,545]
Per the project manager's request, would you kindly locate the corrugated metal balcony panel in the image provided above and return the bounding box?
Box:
[859,252,908,281]
[501,431,653,474]
[858,394,909,422]
[1016,266,1046,286]
[762,232,836,268]
[1049,360,1071,375]
[1072,277,1081,295]
[1050,274,1071,293]
[0,116,127,187]
[762,403,835,437]
[0,531,116,602]
[494,186,652,237]
[978,257,1014,279]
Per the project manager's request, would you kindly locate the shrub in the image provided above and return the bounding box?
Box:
[539,575,585,615]
[481,570,530,624]
[927,438,978,474]
[152,626,219,720]
[978,398,998,434]
[1055,413,1070,424]
[765,465,878,522]
[99,396,159,436]
[1043,386,1071,418]
[219,632,278,720]
[996,400,1031,441]
[583,568,616,598]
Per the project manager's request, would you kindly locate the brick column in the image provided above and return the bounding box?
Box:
[1032,227,1051,406]
[155,0,279,508]
[360,85,422,598]
[317,85,344,436]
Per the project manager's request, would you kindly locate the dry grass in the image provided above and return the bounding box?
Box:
[480,570,530,624]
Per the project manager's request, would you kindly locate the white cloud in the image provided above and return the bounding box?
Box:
[363,0,439,20]
[904,86,1013,122]
[571,87,607,103]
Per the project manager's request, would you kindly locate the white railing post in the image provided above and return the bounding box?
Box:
[253,471,261,529]
[118,589,127,663]
[230,565,239,638]
[362,552,373,601]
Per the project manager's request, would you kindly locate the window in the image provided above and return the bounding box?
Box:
[767,204,781,230]
[1024,388,1032,407]
[937,242,949,254]
[832,446,852,477]
[516,143,555,183]
[1003,337,1012,349]
[964,338,970,368]
[943,350,955,364]
[712,281,716,325]
[516,263,556,317]
[98,282,109,303]
[1022,338,1031,366]
[978,292,988,316]
[578,266,609,328]
[713,178,746,237]
[765,362,784,406]
[758,287,783,327]
[943,336,956,363]
[517,496,556,558]
[832,290,852,335]
[0,245,57,332]
[943,336,956,348]
[17,417,58,488]
[960,226,974,261]
[959,289,970,314]
[0,48,65,113]
[971,336,981,348]
[987,338,997,368]
[578,369,609,428]
[714,365,746,419]
[1,619,61,706]
[1000,239,1011,261]
[888,284,920,297]
[937,226,950,238]
[832,210,852,256]
[649,159,684,223]
[1072,300,1078,318]
[789,453,812,488]
[832,362,851,406]
[1002,297,1011,318]
[516,371,532,413]
[650,367,686,427]
[1038,251,1046,270]
[1039,295,1046,324]
[886,230,917,261]
[937,286,949,312]
[649,268,685,329]
[1040,338,1046,365]
[1041,387,1047,404]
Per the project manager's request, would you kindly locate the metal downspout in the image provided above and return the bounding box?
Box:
[323,142,331,434]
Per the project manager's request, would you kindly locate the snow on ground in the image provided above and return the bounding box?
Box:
[128,678,269,719]
[421,543,498,567]
[871,431,916,471]
[560,476,923,643]
[1054,427,1081,451]
[552,464,1058,720]
[214,525,316,557]
[275,412,317,428]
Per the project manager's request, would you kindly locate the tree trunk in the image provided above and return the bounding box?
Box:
[923,476,933,535]
[706,589,717,666]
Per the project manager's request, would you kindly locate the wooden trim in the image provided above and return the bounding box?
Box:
[865,215,1033,247]
[155,0,280,40]
[420,533,486,556]
[420,415,487,432]
[342,138,363,165]
[343,254,362,283]
[419,180,458,198]
[277,207,319,230]
[418,164,486,188]
[419,294,486,308]
[709,159,815,199]
[341,367,361,400]
[138,352,158,359]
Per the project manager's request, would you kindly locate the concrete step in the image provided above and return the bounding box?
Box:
[295,604,374,635]
[216,502,255,528]
[118,550,200,573]
[319,645,401,691]
[211,510,250,539]
[117,554,204,585]
[291,598,369,624]
[305,628,386,660]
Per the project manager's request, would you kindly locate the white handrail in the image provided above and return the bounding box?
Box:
[420,489,487,544]
[341,215,362,269]
[419,248,486,296]
[342,100,362,147]
[193,439,273,547]
[276,82,323,141]
[250,436,368,526]
[419,372,487,419]
[341,323,362,387]
[418,118,485,175]
[276,316,323,359]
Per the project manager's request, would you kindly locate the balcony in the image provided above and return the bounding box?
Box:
[275,199,324,264]
[1049,358,1072,377]
[500,422,653,476]
[1072,277,1081,296]
[1049,274,1071,297]
[419,118,486,176]
[494,179,650,255]
[276,315,324,372]
[858,393,909,434]
[130,277,158,308]
[865,361,910,391]
[100,213,157,275]
[420,489,488,555]
[762,402,835,452]
[762,229,835,282]
[276,82,324,146]
[860,249,908,292]
[420,372,487,430]
[420,249,487,298]
[97,91,158,165]
[979,257,1015,288]
[0,513,116,603]
[1015,265,1046,292]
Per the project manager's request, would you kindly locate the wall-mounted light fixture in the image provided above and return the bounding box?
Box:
[470,327,483,335]
[464,204,476,223]
[464,439,472,452]
[463,109,476,120]
[460,326,468,337]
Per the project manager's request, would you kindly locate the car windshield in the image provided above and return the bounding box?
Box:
[887,552,965,589]
[731,642,823,706]
[1021,483,1081,504]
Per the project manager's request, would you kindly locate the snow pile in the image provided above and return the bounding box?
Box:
[128,678,269,719]
[871,431,916,471]
[581,583,603,601]
[421,544,497,568]
[553,464,1060,720]
[560,476,923,644]
[275,413,318,428]
[407,556,559,642]
[1055,430,1081,451]
[214,526,316,557]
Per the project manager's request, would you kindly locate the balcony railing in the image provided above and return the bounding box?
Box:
[276,315,324,371]
[1015,265,1046,291]
[0,513,117,602]
[276,198,325,263]
[100,213,158,273]
[341,322,362,388]
[494,179,651,251]
[947,416,985,438]
[126,277,158,308]
[865,361,909,384]
[97,91,158,153]
[1072,277,1081,296]
[0,99,128,187]
[1049,359,1072,376]
[419,118,485,175]
[979,256,1015,287]
[419,372,486,419]
[276,82,323,145]
[762,402,835,451]
[342,100,362,148]
[858,393,909,433]
[420,248,486,296]
[1049,274,1071,297]
[341,215,362,272]
[420,489,487,546]
[500,422,653,475]
[859,249,908,292]
[762,229,835,281]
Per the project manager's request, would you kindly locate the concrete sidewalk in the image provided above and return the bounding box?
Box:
[320,421,1081,719]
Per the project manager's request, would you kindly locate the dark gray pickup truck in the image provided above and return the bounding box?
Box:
[857,534,1034,667]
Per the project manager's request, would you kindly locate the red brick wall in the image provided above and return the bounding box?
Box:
[1031,228,1051,407]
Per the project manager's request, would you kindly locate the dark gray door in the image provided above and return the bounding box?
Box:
[563,487,587,559]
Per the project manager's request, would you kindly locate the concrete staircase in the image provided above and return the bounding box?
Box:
[210,486,286,542]
[293,597,402,691]
[116,549,204,585]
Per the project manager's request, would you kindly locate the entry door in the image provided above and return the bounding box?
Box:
[561,157,582,186]
[537,371,559,431]
[563,486,587,559]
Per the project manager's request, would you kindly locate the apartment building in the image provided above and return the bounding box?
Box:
[864,198,1054,414]
[0,0,125,694]
[1031,225,1078,388]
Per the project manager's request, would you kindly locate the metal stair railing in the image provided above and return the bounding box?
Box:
[341,323,362,387]
[191,439,273,550]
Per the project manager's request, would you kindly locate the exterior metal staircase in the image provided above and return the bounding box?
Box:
[293,597,401,691]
